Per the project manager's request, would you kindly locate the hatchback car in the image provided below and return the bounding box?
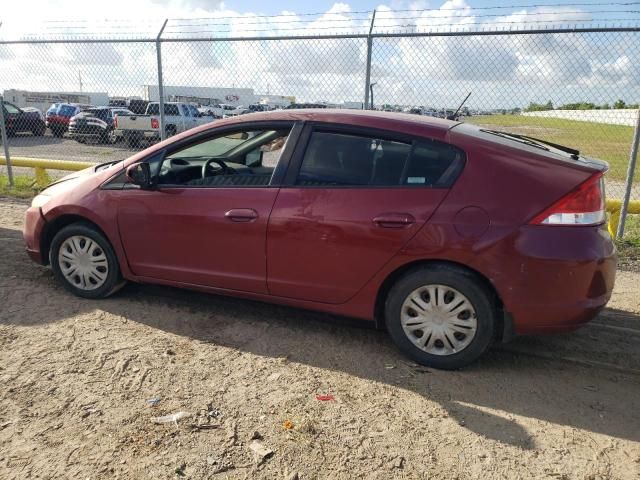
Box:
[46,103,89,137]
[23,110,616,369]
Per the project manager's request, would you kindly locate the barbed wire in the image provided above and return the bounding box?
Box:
[3,4,640,40]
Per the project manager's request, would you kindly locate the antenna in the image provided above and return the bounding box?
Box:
[449,91,472,120]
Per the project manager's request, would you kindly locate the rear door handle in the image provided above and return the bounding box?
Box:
[372,213,415,228]
[225,208,258,222]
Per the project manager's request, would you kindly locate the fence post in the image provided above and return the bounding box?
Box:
[156,19,168,141]
[0,94,13,186]
[616,108,640,239]
[363,10,376,110]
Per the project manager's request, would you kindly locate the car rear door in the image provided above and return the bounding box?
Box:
[266,124,464,304]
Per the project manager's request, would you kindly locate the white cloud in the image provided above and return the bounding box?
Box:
[0,0,638,107]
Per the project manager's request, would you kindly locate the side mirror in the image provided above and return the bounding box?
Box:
[126,163,152,189]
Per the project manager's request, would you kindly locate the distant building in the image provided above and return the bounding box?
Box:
[142,85,257,107]
[340,101,364,110]
[3,89,109,112]
[258,95,295,108]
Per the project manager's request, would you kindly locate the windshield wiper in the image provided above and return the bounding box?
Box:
[95,160,123,171]
[482,129,580,159]
[504,133,580,158]
[481,130,550,152]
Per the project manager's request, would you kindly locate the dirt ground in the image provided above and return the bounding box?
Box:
[0,197,639,480]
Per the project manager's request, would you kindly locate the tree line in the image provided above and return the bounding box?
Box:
[524,100,639,111]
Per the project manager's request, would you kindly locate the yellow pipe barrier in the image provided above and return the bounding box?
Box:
[606,199,640,237]
[0,156,94,187]
[0,156,637,236]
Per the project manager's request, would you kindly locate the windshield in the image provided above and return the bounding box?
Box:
[167,131,266,160]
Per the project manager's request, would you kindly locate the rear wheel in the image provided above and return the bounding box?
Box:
[31,123,45,136]
[124,132,141,149]
[385,264,497,369]
[50,223,125,299]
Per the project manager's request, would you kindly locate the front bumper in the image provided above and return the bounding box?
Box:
[23,206,47,264]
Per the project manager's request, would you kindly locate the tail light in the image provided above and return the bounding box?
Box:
[529,172,605,226]
[151,118,159,129]
[113,115,118,129]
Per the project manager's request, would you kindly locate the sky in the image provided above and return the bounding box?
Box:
[0,1,639,108]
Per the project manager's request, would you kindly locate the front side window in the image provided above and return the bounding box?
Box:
[296,131,464,187]
[155,126,293,187]
[4,103,21,114]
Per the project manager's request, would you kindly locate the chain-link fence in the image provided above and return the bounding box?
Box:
[0,20,638,234]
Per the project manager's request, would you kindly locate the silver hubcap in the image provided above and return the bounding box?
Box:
[58,235,109,291]
[401,284,477,356]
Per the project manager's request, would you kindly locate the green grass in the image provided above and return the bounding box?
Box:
[467,115,635,182]
[616,214,640,269]
[0,175,42,199]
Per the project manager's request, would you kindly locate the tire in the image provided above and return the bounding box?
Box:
[384,264,497,370]
[50,223,125,299]
[32,123,45,136]
[124,132,141,149]
[166,125,177,138]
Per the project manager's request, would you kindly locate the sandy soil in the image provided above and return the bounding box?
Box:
[0,197,639,480]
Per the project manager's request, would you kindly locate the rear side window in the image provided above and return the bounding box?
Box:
[147,104,180,116]
[296,131,464,187]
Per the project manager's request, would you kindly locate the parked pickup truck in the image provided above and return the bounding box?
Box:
[115,102,210,148]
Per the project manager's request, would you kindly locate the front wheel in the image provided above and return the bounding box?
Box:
[50,223,125,299]
[384,264,497,370]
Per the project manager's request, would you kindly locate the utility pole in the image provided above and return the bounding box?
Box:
[370,82,377,111]
[156,19,168,141]
[363,10,376,110]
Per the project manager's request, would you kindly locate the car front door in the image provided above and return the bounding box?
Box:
[3,102,26,133]
[266,125,465,304]
[112,122,299,294]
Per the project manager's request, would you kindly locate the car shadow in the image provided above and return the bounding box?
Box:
[1,225,639,448]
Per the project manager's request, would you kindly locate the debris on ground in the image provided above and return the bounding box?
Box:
[151,411,191,425]
[174,462,186,477]
[315,394,335,401]
[146,397,161,406]
[248,439,274,465]
[282,420,294,430]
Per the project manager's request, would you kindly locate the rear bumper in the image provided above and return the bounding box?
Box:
[487,224,616,336]
[23,206,47,264]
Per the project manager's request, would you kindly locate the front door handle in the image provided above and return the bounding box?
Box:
[372,213,415,228]
[225,208,258,222]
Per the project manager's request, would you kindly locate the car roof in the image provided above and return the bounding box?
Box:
[206,108,461,140]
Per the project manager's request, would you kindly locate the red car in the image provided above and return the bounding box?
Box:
[23,110,616,369]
